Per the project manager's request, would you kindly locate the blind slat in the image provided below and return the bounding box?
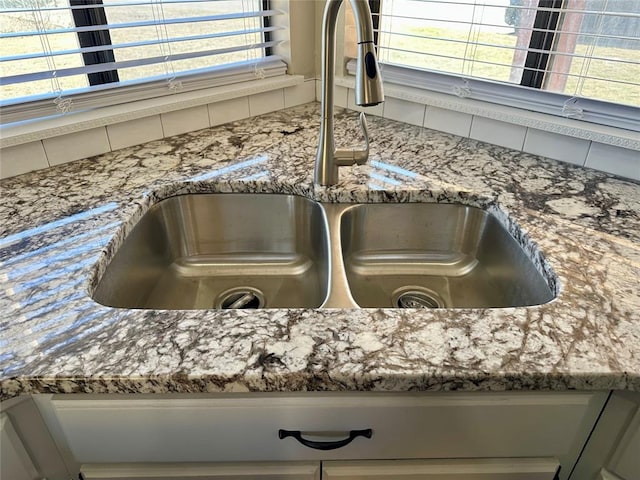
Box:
[0,25,282,62]
[1,0,236,14]
[2,40,280,85]
[378,31,639,65]
[375,0,640,18]
[0,9,279,39]
[382,47,640,86]
[377,21,639,44]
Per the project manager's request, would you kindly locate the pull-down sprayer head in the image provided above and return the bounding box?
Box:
[315,0,385,186]
[350,0,384,106]
[356,40,384,106]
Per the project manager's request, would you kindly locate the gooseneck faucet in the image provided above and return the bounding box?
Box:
[315,0,385,186]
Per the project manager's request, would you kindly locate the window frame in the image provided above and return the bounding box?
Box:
[365,0,639,133]
[0,0,285,125]
[70,0,119,86]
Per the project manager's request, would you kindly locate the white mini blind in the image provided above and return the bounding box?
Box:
[0,0,284,122]
[375,0,640,112]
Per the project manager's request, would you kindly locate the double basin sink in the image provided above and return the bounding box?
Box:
[92,194,555,310]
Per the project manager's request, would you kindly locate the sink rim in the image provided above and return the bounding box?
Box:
[88,191,559,311]
[339,202,560,310]
[89,192,331,310]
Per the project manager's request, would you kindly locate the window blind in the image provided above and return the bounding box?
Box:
[0,0,284,122]
[370,0,639,128]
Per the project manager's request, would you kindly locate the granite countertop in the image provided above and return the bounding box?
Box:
[1,103,639,400]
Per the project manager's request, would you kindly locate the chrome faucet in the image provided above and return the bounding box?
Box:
[315,0,385,186]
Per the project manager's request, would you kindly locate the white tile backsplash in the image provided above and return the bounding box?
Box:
[285,81,316,108]
[383,97,425,127]
[470,116,527,151]
[107,116,163,151]
[43,127,111,166]
[585,142,640,181]
[315,80,350,109]
[334,85,349,108]
[161,105,210,138]
[424,106,473,138]
[248,89,285,117]
[0,141,48,179]
[3,83,637,183]
[524,128,591,166]
[208,97,250,126]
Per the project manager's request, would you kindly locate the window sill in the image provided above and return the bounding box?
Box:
[335,75,639,152]
[1,75,304,149]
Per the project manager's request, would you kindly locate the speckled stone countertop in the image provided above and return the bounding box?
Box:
[1,103,639,400]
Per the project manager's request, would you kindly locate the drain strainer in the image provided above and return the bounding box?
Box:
[216,287,265,309]
[392,287,444,309]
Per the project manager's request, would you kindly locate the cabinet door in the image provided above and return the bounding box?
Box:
[570,391,640,480]
[80,462,320,480]
[322,458,559,480]
[2,396,72,479]
[0,413,40,480]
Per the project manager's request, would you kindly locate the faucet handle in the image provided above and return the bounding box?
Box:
[334,112,370,166]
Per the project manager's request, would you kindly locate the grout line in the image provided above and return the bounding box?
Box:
[206,102,213,128]
[522,127,531,153]
[516,123,526,151]
[422,105,430,129]
[158,113,166,139]
[583,141,594,168]
[40,140,53,168]
[468,114,477,140]
[40,139,53,168]
[462,112,472,138]
[103,126,114,154]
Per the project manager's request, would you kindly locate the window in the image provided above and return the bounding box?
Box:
[0,0,284,123]
[367,0,639,130]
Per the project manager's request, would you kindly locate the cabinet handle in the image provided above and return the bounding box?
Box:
[278,428,372,450]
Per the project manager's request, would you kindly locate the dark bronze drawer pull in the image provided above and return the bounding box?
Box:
[278,428,372,450]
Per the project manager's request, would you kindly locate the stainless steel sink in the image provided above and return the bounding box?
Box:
[339,203,554,308]
[93,194,555,310]
[92,194,330,309]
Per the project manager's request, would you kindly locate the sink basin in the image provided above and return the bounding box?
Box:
[92,194,330,309]
[339,203,554,308]
[93,194,555,310]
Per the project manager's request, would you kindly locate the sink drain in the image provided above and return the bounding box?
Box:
[216,287,265,309]
[392,287,444,309]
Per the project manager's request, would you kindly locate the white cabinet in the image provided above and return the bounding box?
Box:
[322,458,560,480]
[0,396,70,480]
[80,459,558,480]
[1,390,612,480]
[1,413,40,480]
[570,391,640,480]
[40,391,601,469]
[80,462,320,480]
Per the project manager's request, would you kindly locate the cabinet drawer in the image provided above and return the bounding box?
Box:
[323,458,560,480]
[48,392,596,464]
[80,462,320,480]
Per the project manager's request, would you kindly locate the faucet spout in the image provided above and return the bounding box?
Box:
[315,0,384,186]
